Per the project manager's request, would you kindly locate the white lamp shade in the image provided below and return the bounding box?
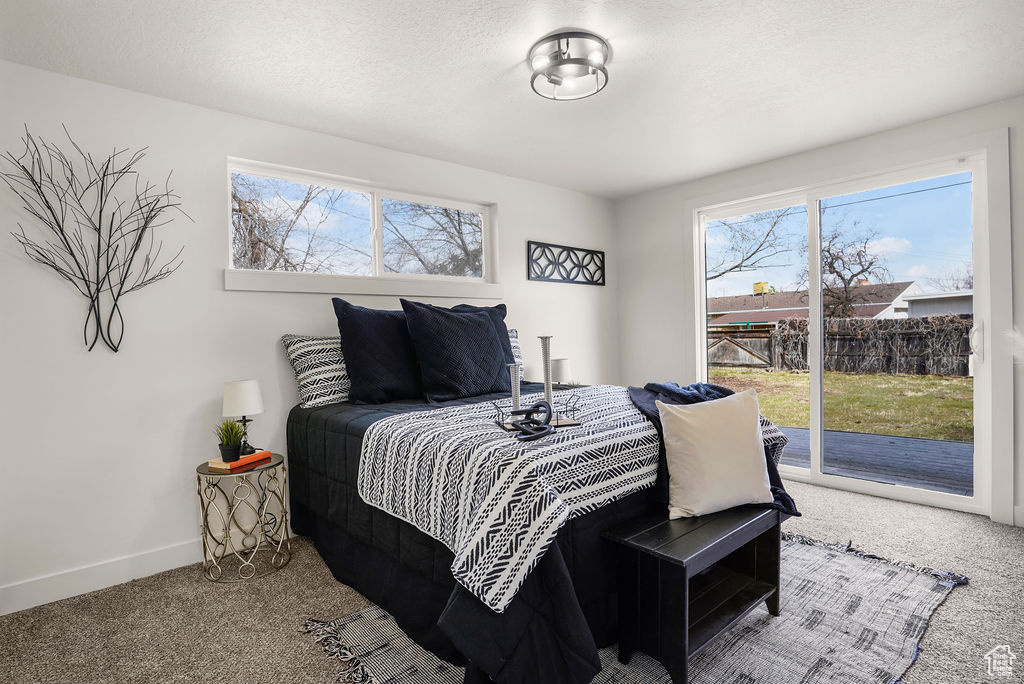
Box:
[551,358,572,384]
[222,379,264,417]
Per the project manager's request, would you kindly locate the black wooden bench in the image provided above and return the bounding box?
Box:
[603,506,784,683]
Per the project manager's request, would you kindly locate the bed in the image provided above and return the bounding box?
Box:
[287,382,659,683]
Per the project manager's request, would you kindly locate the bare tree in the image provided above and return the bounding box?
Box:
[381,199,482,276]
[2,127,187,352]
[705,207,800,281]
[231,174,371,274]
[812,223,892,317]
[927,263,973,291]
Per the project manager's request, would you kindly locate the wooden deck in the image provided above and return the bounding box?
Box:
[777,427,974,496]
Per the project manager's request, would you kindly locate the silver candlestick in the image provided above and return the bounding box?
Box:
[508,363,522,411]
[538,336,553,406]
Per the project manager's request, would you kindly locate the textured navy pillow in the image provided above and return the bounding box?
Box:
[401,299,512,402]
[451,303,516,367]
[332,298,421,404]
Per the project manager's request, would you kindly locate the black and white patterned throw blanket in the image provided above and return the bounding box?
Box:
[358,385,660,613]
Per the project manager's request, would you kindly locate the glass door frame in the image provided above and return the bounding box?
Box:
[692,133,1013,523]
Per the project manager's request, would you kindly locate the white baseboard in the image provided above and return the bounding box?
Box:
[0,538,202,616]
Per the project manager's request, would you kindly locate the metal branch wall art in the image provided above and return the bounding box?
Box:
[527,240,605,285]
[1,127,189,352]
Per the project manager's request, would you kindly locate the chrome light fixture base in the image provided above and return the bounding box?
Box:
[528,30,610,101]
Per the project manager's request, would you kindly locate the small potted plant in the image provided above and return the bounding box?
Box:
[214,419,245,463]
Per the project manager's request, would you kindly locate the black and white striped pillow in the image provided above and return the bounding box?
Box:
[508,328,525,381]
[281,334,350,408]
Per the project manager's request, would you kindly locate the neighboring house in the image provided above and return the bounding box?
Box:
[903,290,973,317]
[708,281,920,329]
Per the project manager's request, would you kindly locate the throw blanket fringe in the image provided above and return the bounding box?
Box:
[303,618,376,683]
[782,532,969,586]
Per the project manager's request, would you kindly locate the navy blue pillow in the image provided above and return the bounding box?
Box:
[332,298,421,404]
[451,303,515,367]
[401,299,512,402]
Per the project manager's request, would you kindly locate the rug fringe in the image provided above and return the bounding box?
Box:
[781,532,969,587]
[302,618,377,683]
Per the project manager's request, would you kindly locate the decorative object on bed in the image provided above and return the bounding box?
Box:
[527,240,605,285]
[280,334,350,408]
[507,400,555,441]
[332,298,422,403]
[401,299,512,402]
[358,384,660,612]
[303,534,967,684]
[508,363,522,410]
[1,127,189,352]
[537,335,581,427]
[222,379,264,456]
[213,419,244,462]
[539,335,554,404]
[657,389,774,518]
[508,328,525,380]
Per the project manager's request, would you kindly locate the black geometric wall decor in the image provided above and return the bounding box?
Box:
[527,240,605,286]
[1,126,190,352]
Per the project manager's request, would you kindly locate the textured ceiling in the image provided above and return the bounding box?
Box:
[2,1,1023,197]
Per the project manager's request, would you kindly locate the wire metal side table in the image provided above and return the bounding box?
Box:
[195,453,291,582]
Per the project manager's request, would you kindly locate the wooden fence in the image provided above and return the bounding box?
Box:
[770,315,973,376]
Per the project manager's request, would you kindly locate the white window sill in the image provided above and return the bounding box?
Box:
[223,269,504,300]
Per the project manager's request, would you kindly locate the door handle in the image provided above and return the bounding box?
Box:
[970,323,983,362]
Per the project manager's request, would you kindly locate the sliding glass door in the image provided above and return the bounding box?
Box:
[818,174,975,496]
[698,154,1003,515]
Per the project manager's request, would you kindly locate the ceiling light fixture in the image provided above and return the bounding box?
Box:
[528,30,609,101]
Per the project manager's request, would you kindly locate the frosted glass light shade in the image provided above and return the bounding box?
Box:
[223,379,264,417]
[551,358,572,384]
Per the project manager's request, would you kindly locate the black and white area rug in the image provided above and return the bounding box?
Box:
[303,535,968,684]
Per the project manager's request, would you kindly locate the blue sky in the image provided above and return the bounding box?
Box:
[234,172,373,274]
[705,171,973,299]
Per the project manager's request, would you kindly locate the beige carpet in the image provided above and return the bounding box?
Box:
[2,481,1022,683]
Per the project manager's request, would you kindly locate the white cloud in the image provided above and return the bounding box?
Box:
[906,264,929,278]
[705,232,728,247]
[868,236,912,256]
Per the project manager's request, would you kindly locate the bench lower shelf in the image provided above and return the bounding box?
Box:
[688,565,776,656]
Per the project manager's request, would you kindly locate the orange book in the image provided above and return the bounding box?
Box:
[208,450,272,471]
[208,457,271,474]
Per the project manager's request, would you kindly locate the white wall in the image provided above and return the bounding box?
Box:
[614,94,1023,518]
[0,60,619,613]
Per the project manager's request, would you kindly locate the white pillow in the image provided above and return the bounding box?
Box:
[656,389,774,518]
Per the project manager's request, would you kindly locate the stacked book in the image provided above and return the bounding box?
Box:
[207,450,272,473]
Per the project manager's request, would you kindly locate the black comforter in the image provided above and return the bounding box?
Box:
[287,384,653,684]
[288,381,797,683]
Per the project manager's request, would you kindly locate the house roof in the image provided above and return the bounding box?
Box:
[711,303,890,325]
[902,290,973,301]
[708,281,914,314]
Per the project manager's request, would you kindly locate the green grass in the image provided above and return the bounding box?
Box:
[709,367,974,443]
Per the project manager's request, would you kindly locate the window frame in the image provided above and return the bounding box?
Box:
[688,129,1013,525]
[224,159,502,299]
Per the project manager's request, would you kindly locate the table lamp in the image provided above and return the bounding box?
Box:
[223,379,264,455]
[551,358,573,384]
